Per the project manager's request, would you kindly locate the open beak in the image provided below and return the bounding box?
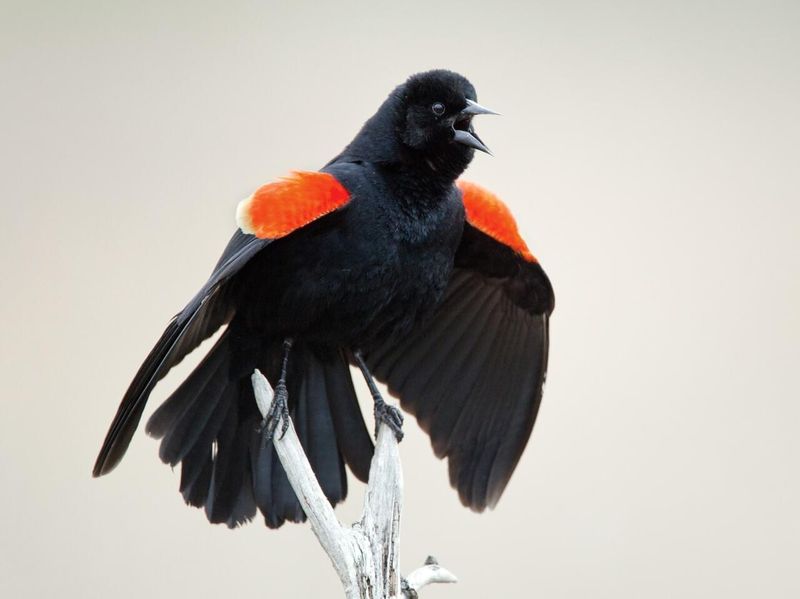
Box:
[452,99,499,155]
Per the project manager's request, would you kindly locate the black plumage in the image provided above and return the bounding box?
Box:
[93,69,554,527]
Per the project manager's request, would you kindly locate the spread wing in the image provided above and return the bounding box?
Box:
[366,180,554,510]
[93,171,351,476]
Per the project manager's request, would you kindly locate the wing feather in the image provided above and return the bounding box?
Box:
[94,170,353,477]
[365,185,554,511]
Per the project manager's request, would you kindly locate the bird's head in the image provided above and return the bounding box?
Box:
[396,70,497,174]
[398,70,496,154]
[338,70,497,182]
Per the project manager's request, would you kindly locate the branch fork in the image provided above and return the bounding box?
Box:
[252,369,457,598]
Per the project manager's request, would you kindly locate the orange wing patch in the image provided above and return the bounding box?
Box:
[237,171,350,239]
[456,180,537,263]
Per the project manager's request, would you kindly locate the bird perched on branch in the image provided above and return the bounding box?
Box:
[93,69,554,528]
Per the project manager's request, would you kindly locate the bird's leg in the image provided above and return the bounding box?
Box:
[259,338,293,446]
[353,350,404,441]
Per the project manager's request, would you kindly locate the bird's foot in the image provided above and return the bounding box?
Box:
[374,396,404,442]
[258,381,290,446]
[352,349,403,441]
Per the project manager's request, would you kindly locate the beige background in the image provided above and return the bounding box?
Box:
[1,1,798,597]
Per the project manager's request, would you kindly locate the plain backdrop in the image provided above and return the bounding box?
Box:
[1,1,798,597]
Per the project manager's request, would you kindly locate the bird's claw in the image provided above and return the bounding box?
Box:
[374,397,404,442]
[259,382,290,447]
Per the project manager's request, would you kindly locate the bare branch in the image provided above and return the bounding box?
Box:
[404,557,458,596]
[251,369,456,598]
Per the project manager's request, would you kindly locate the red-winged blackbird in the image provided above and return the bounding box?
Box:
[93,69,554,528]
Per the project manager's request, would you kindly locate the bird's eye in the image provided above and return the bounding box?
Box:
[431,102,446,116]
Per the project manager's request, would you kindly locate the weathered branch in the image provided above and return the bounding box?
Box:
[251,369,456,598]
[404,557,458,596]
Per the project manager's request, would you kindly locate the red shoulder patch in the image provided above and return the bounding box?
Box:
[456,180,537,263]
[237,171,350,239]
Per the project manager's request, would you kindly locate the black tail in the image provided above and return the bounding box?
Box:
[144,330,373,528]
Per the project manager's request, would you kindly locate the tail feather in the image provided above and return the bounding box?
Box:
[305,351,349,503]
[324,350,374,482]
[267,450,305,528]
[259,345,349,528]
[263,356,309,528]
[144,331,230,440]
[143,333,372,528]
[180,444,213,507]
[206,412,256,526]
[227,449,258,528]
[156,356,231,465]
[250,427,275,519]
[176,385,234,501]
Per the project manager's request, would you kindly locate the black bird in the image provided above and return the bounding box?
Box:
[93,69,554,528]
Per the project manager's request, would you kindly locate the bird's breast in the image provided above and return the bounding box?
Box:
[236,170,465,348]
[348,184,465,346]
